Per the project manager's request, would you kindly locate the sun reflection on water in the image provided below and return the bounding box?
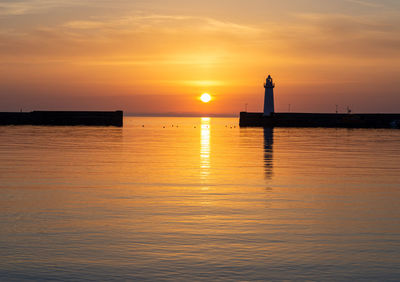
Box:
[200,117,211,181]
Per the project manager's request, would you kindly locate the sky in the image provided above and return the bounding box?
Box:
[0,0,399,115]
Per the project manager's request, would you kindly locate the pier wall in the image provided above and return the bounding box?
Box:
[240,112,400,129]
[0,111,123,127]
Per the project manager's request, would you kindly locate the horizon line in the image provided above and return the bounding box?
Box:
[125,112,238,117]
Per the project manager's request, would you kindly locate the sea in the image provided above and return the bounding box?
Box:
[1,117,400,281]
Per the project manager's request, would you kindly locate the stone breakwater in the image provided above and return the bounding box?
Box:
[240,112,400,129]
[0,111,123,127]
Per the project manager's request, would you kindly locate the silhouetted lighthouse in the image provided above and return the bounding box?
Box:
[263,75,275,116]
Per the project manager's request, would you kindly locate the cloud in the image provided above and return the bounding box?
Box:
[1,5,399,72]
[0,0,84,16]
[63,20,107,29]
[196,17,260,34]
[0,10,260,68]
[60,13,260,35]
[268,12,400,58]
[344,0,383,8]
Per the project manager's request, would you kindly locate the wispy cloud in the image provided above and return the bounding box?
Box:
[61,13,260,35]
[0,0,84,16]
[196,17,260,34]
[63,20,108,30]
[344,0,384,8]
[272,12,400,59]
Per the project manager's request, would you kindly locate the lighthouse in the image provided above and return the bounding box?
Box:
[263,75,275,116]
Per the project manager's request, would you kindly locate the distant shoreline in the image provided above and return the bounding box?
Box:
[124,113,238,118]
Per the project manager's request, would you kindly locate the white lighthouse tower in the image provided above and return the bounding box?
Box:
[263,75,275,116]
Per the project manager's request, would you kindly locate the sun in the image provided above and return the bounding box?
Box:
[200,93,212,103]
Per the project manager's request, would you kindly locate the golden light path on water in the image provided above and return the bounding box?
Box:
[200,117,211,182]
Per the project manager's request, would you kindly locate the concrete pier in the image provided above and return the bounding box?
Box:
[242,75,400,129]
[0,111,123,127]
[240,112,400,129]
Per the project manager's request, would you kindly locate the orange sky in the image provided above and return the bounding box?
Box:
[0,0,399,115]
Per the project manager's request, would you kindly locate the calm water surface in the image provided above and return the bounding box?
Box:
[1,117,400,281]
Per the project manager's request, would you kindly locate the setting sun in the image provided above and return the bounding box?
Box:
[200,93,212,103]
